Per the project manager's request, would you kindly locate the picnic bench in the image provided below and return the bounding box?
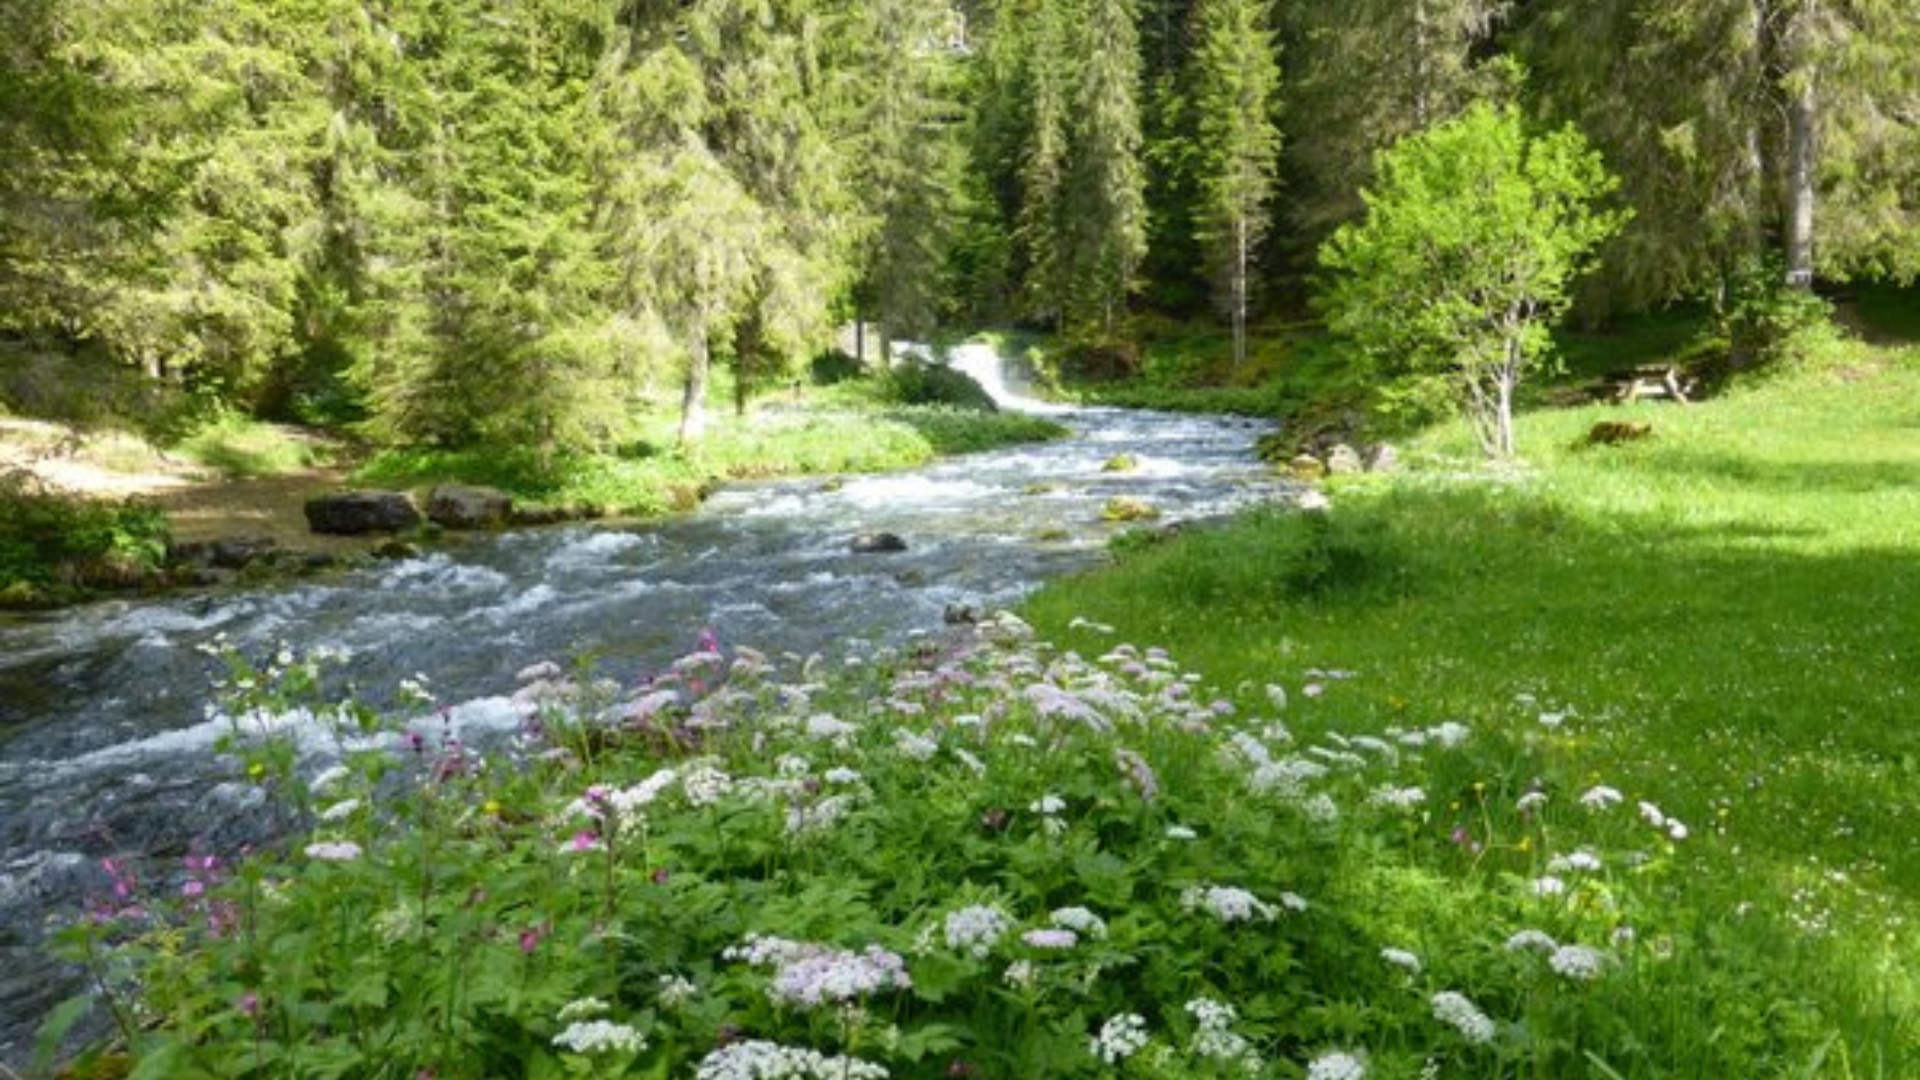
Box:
[1606,364,1696,404]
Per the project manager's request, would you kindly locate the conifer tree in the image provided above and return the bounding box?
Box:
[1062,0,1148,337]
[1189,0,1280,369]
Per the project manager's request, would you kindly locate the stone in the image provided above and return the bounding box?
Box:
[1101,496,1159,522]
[943,603,981,625]
[1364,443,1400,474]
[305,490,422,535]
[850,531,908,553]
[427,484,512,530]
[1325,443,1364,475]
[372,540,422,560]
[1101,453,1139,473]
[209,536,277,570]
[1296,489,1333,513]
[1288,454,1327,481]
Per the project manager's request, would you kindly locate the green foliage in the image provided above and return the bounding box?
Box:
[1318,103,1628,457]
[883,361,999,412]
[1719,258,1839,372]
[0,474,170,600]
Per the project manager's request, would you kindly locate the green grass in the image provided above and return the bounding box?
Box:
[171,416,332,478]
[356,400,1067,516]
[1023,342,1920,1073]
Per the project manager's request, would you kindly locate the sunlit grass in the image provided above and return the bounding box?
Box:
[1024,342,1920,1074]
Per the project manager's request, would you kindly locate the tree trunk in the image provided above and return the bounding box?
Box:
[1412,0,1431,128]
[1495,335,1520,459]
[1783,4,1817,290]
[1230,215,1247,371]
[678,327,709,446]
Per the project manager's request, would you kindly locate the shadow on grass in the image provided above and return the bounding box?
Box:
[1640,448,1920,495]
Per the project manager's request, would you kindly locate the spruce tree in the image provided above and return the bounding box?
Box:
[1063,0,1148,337]
[1189,0,1280,369]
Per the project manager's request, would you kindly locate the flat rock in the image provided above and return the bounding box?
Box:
[428,484,513,529]
[1325,443,1364,475]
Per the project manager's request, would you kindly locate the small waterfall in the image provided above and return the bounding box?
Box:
[944,342,1061,413]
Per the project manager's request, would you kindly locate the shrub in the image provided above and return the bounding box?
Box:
[0,472,170,599]
[884,361,998,412]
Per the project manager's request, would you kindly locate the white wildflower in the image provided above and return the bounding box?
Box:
[1538,711,1567,729]
[1306,1050,1368,1080]
[1248,756,1328,796]
[944,904,1014,958]
[1668,820,1689,841]
[681,764,734,806]
[1532,875,1568,898]
[1279,891,1310,912]
[557,997,610,1021]
[1301,794,1341,825]
[893,729,938,762]
[1638,801,1667,828]
[1165,824,1198,840]
[823,767,863,785]
[1430,991,1496,1045]
[1369,785,1427,811]
[1427,721,1471,748]
[694,1040,888,1080]
[952,748,986,775]
[657,975,698,1007]
[775,754,812,778]
[805,714,857,742]
[1547,850,1602,874]
[766,945,911,1008]
[1181,885,1278,923]
[1504,929,1558,953]
[309,765,350,793]
[1186,998,1257,1065]
[318,798,361,822]
[1050,906,1108,939]
[1022,928,1077,949]
[552,1020,645,1055]
[1579,785,1624,810]
[1516,791,1549,813]
[786,795,856,835]
[1003,960,1036,989]
[1030,794,1066,815]
[1265,683,1289,711]
[304,840,363,861]
[1548,944,1607,981]
[1090,1013,1150,1065]
[1381,947,1422,975]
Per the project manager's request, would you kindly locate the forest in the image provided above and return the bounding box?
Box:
[3,0,1916,458]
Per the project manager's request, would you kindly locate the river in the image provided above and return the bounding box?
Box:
[0,347,1294,1063]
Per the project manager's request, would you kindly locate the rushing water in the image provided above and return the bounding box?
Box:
[0,353,1293,1062]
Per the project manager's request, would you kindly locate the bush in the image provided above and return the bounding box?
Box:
[809,350,869,386]
[0,472,171,599]
[884,361,998,412]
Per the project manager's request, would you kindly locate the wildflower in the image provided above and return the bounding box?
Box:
[805,714,857,742]
[557,997,610,1021]
[518,927,546,954]
[944,904,1014,958]
[1279,891,1310,912]
[1505,929,1558,953]
[236,991,259,1017]
[823,767,863,785]
[1030,794,1066,815]
[1165,824,1198,840]
[658,975,698,1007]
[1248,756,1329,797]
[1381,947,1422,975]
[1113,748,1159,801]
[310,765,350,793]
[1090,1013,1150,1064]
[1265,683,1289,711]
[1181,885,1278,923]
[565,830,602,853]
[1531,875,1568,898]
[1579,785,1624,810]
[1186,998,1258,1065]
[1306,1050,1368,1080]
[1638,801,1667,828]
[1430,991,1496,1045]
[303,841,363,862]
[1538,711,1566,729]
[694,1040,888,1080]
[552,1020,645,1055]
[1049,906,1108,939]
[1668,820,1689,841]
[1548,944,1607,981]
[1022,928,1078,949]
[681,764,734,806]
[1003,960,1036,989]
[318,798,360,823]
[767,946,911,1008]
[894,730,939,762]
[1429,721,1473,748]
[1368,785,1427,811]
[1547,850,1602,874]
[1517,790,1549,813]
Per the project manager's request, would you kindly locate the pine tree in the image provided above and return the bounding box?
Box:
[1014,0,1075,327]
[1062,0,1148,337]
[1188,0,1280,369]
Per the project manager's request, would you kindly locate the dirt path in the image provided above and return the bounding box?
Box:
[2,419,378,556]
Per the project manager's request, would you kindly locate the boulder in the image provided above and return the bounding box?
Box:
[305,490,421,535]
[1287,454,1327,481]
[1364,443,1401,474]
[210,536,278,570]
[850,531,908,553]
[1325,443,1364,475]
[1101,496,1160,523]
[1101,453,1139,473]
[427,484,513,530]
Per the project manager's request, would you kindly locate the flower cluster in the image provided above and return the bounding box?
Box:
[725,935,911,1009]
[552,1019,646,1055]
[694,1039,888,1080]
[943,904,1014,958]
[1430,991,1496,1045]
[1181,884,1279,923]
[1090,1013,1150,1064]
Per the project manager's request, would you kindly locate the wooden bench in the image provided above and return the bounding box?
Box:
[1606,364,1696,405]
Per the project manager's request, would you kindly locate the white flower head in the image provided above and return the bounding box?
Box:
[1090,1013,1150,1064]
[1505,929,1558,953]
[1549,944,1608,981]
[694,1040,887,1080]
[1368,785,1427,811]
[1431,991,1496,1045]
[1181,884,1278,923]
[1030,793,1066,815]
[1381,947,1423,975]
[1579,785,1624,810]
[304,840,363,862]
[552,1020,646,1055]
[1307,1050,1369,1080]
[944,904,1014,958]
[1050,906,1108,939]
[1532,875,1569,898]
[557,997,610,1021]
[1517,790,1549,813]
